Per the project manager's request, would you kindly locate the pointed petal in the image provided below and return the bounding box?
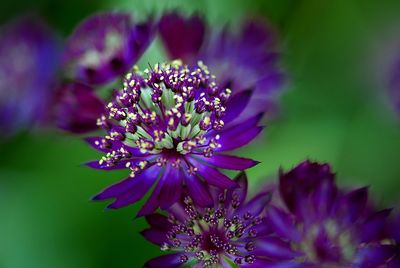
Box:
[85,159,131,170]
[144,253,182,268]
[184,173,213,207]
[158,12,205,61]
[93,165,159,201]
[266,206,301,242]
[140,229,167,246]
[341,187,368,223]
[253,237,302,260]
[158,167,183,210]
[195,154,259,170]
[145,213,171,230]
[223,89,253,123]
[218,126,263,151]
[194,161,237,189]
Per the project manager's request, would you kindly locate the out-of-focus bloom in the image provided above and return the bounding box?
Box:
[86,61,262,215]
[53,82,105,134]
[63,12,154,85]
[159,12,284,120]
[262,161,397,267]
[141,172,272,268]
[0,16,59,136]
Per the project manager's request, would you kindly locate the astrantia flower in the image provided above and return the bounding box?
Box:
[0,16,59,135]
[141,172,272,267]
[159,12,284,120]
[63,12,154,85]
[86,60,262,215]
[263,161,397,267]
[53,82,105,134]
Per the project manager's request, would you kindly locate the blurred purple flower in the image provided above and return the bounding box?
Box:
[63,12,155,85]
[86,61,262,215]
[262,160,397,267]
[0,16,59,136]
[141,172,273,268]
[53,82,105,134]
[159,12,285,120]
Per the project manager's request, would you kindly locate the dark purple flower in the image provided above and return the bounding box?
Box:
[86,61,262,215]
[141,172,273,268]
[159,12,284,120]
[63,12,154,85]
[263,160,397,267]
[0,16,59,135]
[53,82,105,134]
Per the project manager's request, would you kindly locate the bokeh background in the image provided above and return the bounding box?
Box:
[1,0,400,267]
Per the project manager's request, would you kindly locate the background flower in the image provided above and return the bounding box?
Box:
[263,161,397,267]
[0,15,59,136]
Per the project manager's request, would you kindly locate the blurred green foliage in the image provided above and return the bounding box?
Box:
[1,0,400,267]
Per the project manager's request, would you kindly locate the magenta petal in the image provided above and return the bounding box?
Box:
[158,167,183,210]
[195,162,237,189]
[158,12,205,61]
[144,253,182,268]
[196,154,259,170]
[223,89,253,124]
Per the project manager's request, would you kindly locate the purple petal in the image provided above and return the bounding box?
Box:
[223,89,253,124]
[54,82,104,133]
[140,228,167,246]
[158,12,205,62]
[359,209,391,243]
[85,159,131,170]
[194,161,237,189]
[340,187,369,223]
[236,191,271,218]
[184,173,213,207]
[158,167,183,210]
[93,165,159,205]
[266,206,301,242]
[144,253,182,268]
[354,245,397,267]
[195,154,259,170]
[253,237,302,260]
[145,213,171,230]
[218,126,263,152]
[136,171,167,217]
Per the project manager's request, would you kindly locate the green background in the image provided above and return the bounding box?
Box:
[1,0,400,267]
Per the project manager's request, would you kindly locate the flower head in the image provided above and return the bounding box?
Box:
[86,61,262,215]
[159,12,284,120]
[262,161,397,267]
[63,12,154,85]
[141,172,272,268]
[0,16,59,135]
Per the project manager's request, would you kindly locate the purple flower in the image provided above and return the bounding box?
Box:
[86,61,262,215]
[159,12,284,120]
[0,16,59,135]
[63,12,154,85]
[262,161,397,267]
[141,172,272,267]
[53,82,105,134]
